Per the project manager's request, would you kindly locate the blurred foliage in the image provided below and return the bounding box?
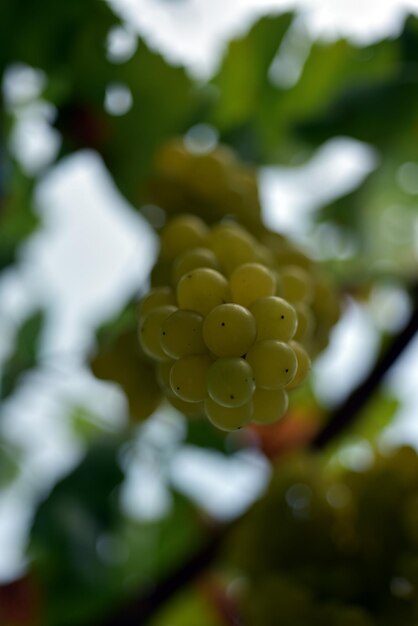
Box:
[0,2,417,626]
[28,434,204,626]
[0,163,39,273]
[0,309,45,401]
[227,447,418,625]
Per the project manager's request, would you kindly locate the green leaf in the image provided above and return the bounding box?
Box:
[297,76,418,152]
[0,310,45,400]
[349,391,400,443]
[0,164,39,273]
[0,439,20,489]
[149,585,224,626]
[28,436,126,625]
[209,14,399,162]
[211,14,293,130]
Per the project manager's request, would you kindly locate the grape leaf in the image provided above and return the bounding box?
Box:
[0,310,45,400]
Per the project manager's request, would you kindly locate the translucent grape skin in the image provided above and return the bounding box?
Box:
[177,268,230,316]
[208,223,259,275]
[168,395,205,416]
[293,302,314,342]
[161,309,206,359]
[205,396,253,431]
[139,305,177,360]
[286,340,311,389]
[138,287,176,320]
[160,214,208,259]
[252,387,289,425]
[249,296,297,342]
[279,265,314,304]
[230,262,276,308]
[156,360,175,395]
[246,340,297,389]
[170,354,212,403]
[172,247,220,285]
[202,303,257,357]
[207,357,255,407]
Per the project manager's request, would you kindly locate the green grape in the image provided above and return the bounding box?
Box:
[170,354,212,402]
[138,287,176,319]
[293,302,315,342]
[202,303,257,357]
[138,305,177,360]
[177,268,230,316]
[167,395,205,416]
[172,247,220,285]
[246,340,297,389]
[286,341,311,389]
[279,265,314,304]
[207,357,255,407]
[208,223,259,274]
[252,387,289,424]
[161,309,206,359]
[154,139,191,178]
[255,245,276,269]
[156,360,174,395]
[229,262,276,308]
[160,214,209,259]
[249,296,298,342]
[205,396,253,431]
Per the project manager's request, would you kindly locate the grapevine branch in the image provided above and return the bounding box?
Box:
[312,282,418,449]
[92,284,418,626]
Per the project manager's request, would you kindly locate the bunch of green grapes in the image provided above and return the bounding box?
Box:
[145,138,340,357]
[91,327,162,421]
[138,214,314,431]
[227,447,418,626]
[145,138,263,232]
[260,230,341,357]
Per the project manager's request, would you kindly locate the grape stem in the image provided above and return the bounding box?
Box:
[312,282,418,449]
[90,282,418,626]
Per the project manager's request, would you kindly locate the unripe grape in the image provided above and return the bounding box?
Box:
[172,247,220,285]
[249,296,297,342]
[156,360,175,395]
[139,305,177,360]
[286,340,311,389]
[246,340,297,389]
[209,223,259,274]
[138,287,176,320]
[205,397,253,431]
[177,268,229,316]
[293,302,315,342]
[170,354,212,402]
[203,303,256,357]
[160,214,208,259]
[168,395,205,416]
[161,309,206,359]
[230,262,276,308]
[252,387,289,424]
[207,357,255,407]
[279,265,313,304]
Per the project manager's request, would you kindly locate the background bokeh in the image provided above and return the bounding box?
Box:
[0,1,418,624]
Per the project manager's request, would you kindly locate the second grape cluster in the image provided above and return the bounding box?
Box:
[138,215,312,431]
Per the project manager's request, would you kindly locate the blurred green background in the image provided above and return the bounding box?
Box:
[0,1,418,624]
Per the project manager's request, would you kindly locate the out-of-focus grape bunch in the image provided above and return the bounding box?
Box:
[226,446,418,626]
[137,202,340,431]
[91,140,341,429]
[146,138,263,232]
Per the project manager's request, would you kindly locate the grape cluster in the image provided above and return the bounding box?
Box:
[228,447,418,625]
[146,139,340,358]
[146,138,263,232]
[138,214,313,431]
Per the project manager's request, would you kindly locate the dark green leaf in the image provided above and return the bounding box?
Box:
[0,310,45,400]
